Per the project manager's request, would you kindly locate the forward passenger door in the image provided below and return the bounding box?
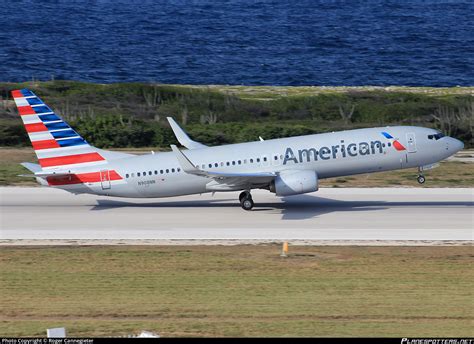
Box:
[406,133,417,153]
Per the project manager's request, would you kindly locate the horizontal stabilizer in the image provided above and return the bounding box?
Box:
[18,171,73,178]
[19,162,74,178]
[18,173,68,178]
[20,162,42,173]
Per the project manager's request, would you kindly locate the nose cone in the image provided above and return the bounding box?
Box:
[449,137,464,154]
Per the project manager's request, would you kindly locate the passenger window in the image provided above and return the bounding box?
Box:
[209,164,212,168]
[215,163,218,167]
[232,161,236,165]
[160,170,163,174]
[177,168,181,172]
[226,162,230,166]
[388,142,391,147]
[263,157,267,162]
[154,170,158,175]
[274,156,278,160]
[126,174,129,178]
[257,158,260,163]
[172,168,175,173]
[137,172,141,177]
[250,159,253,163]
[166,169,169,173]
[220,162,224,166]
[238,160,241,165]
[149,171,152,176]
[143,171,146,176]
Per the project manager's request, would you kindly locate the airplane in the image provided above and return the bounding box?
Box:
[12,88,464,210]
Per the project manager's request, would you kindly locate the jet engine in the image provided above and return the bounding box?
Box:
[269,170,318,196]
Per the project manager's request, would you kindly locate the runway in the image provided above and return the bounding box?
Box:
[0,187,472,245]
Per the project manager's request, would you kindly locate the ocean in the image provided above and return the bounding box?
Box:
[1,0,473,86]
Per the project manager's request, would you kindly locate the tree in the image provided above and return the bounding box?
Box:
[337,101,356,124]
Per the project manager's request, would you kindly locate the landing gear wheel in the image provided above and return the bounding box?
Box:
[241,197,254,211]
[417,175,426,184]
[239,191,250,203]
[239,191,254,210]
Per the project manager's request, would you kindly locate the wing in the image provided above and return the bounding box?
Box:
[170,145,275,189]
[167,117,207,150]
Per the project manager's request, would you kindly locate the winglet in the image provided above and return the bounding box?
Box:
[171,144,276,181]
[167,117,207,150]
[170,145,207,176]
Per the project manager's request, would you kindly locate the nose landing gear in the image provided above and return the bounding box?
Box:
[416,166,430,184]
[239,191,254,211]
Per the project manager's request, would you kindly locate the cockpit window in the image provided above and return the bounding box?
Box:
[428,132,445,140]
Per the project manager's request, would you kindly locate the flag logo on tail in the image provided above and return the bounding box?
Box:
[11,88,106,169]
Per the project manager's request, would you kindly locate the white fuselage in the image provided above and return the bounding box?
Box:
[50,126,464,198]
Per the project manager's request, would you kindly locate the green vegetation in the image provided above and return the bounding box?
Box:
[0,81,472,148]
[0,245,472,337]
[0,148,38,186]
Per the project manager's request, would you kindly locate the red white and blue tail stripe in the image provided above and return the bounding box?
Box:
[12,89,107,170]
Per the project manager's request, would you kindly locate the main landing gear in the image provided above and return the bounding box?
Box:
[239,191,254,211]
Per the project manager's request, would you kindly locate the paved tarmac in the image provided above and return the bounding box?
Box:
[0,187,472,244]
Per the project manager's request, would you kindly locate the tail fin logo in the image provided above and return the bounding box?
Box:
[381,132,406,151]
[11,88,105,169]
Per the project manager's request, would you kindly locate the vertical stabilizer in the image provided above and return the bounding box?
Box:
[12,89,107,170]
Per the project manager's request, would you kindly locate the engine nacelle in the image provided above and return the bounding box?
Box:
[270,170,319,196]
